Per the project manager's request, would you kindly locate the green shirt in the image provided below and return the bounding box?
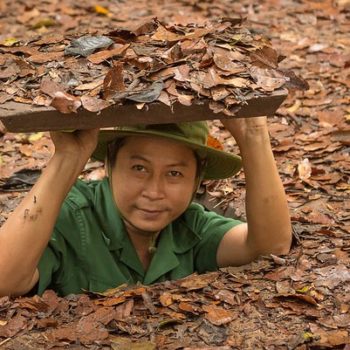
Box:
[37,178,241,296]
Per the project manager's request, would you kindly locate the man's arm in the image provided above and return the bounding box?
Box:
[0,129,99,296]
[217,117,292,267]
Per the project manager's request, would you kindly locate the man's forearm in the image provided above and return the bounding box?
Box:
[0,154,85,295]
[230,122,291,256]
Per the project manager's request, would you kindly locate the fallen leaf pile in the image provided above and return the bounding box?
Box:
[0,0,349,349]
[0,1,308,118]
[0,258,349,350]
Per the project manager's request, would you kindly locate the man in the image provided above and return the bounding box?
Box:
[0,117,292,296]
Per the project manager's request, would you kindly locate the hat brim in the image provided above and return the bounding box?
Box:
[92,129,242,180]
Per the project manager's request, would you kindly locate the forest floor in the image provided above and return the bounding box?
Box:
[0,0,349,349]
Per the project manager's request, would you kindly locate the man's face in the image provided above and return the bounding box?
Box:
[111,136,197,235]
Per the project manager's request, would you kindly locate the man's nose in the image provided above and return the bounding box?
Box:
[142,173,165,200]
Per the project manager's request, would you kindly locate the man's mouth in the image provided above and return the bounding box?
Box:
[138,208,165,214]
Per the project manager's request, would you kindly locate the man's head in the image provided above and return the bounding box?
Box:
[92,122,242,234]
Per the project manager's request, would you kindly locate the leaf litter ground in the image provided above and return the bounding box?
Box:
[0,0,349,349]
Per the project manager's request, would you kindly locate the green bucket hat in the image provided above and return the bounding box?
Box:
[92,121,242,180]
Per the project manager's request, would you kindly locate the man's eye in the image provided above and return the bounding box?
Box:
[132,165,146,172]
[169,170,182,177]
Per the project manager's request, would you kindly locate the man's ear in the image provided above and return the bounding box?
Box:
[104,157,110,177]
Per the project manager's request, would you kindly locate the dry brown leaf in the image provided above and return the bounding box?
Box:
[157,91,172,106]
[36,317,58,329]
[159,292,173,307]
[317,110,345,127]
[178,301,199,314]
[50,92,81,114]
[0,314,27,337]
[277,293,319,306]
[214,289,236,305]
[28,51,64,63]
[87,44,130,64]
[202,304,234,326]
[331,129,350,145]
[184,28,212,40]
[81,95,110,112]
[13,58,35,77]
[314,265,350,289]
[213,53,245,74]
[95,295,126,307]
[191,67,249,89]
[75,79,104,91]
[0,64,19,79]
[103,62,125,100]
[250,46,279,69]
[40,78,64,98]
[250,66,286,91]
[151,25,185,42]
[177,94,193,106]
[177,272,219,290]
[180,38,207,56]
[211,86,230,101]
[17,295,49,312]
[298,158,312,181]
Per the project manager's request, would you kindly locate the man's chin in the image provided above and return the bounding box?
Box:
[124,217,167,236]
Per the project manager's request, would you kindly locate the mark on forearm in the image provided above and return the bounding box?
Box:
[23,209,30,220]
[29,214,38,221]
[23,207,43,221]
[33,195,37,204]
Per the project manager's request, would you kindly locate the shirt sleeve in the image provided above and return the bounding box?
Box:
[186,203,243,273]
